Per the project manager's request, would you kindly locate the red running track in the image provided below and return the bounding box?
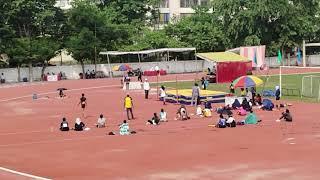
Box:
[0,72,319,179]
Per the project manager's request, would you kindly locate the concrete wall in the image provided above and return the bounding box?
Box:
[266,54,320,67]
[2,55,320,83]
[0,60,204,83]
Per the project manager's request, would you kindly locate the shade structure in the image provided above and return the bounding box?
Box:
[112,64,132,71]
[232,75,263,88]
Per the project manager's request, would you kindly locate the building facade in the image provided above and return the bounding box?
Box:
[55,0,73,10]
[158,0,210,24]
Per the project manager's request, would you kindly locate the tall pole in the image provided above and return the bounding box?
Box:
[138,53,141,68]
[107,54,112,78]
[176,75,179,104]
[279,66,282,97]
[94,23,97,71]
[60,50,63,66]
[195,49,198,81]
[303,40,306,67]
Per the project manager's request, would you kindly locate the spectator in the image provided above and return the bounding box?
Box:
[217,114,226,128]
[176,105,190,120]
[86,70,90,79]
[255,94,262,105]
[96,114,106,128]
[159,109,167,122]
[143,78,150,99]
[229,84,235,94]
[60,117,69,131]
[137,68,142,82]
[91,70,96,79]
[240,88,246,97]
[74,118,85,131]
[279,109,292,122]
[245,110,259,125]
[226,115,236,128]
[247,89,253,102]
[147,113,160,125]
[159,85,166,105]
[191,83,200,106]
[119,120,130,135]
[0,73,5,84]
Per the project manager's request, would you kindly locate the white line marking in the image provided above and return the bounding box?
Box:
[0,166,52,180]
[0,135,106,148]
[0,130,49,136]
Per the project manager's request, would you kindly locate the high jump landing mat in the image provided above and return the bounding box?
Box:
[165,89,227,105]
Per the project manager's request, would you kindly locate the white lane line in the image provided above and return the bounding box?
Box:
[0,135,106,148]
[0,166,52,180]
[0,130,50,136]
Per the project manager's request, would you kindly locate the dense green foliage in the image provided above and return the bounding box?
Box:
[1,0,320,74]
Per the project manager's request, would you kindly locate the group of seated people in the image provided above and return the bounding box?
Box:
[216,109,260,128]
[60,114,106,131]
[146,109,167,125]
[85,70,96,79]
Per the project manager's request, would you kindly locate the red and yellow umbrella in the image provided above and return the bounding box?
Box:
[232,75,263,88]
[112,64,132,71]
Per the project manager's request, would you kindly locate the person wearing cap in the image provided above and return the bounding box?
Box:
[143,78,150,99]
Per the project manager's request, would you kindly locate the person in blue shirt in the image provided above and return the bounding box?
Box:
[217,114,226,128]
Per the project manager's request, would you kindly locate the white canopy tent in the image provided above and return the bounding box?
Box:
[99,48,197,77]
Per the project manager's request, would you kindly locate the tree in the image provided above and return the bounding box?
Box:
[66,28,97,77]
[165,6,227,52]
[120,29,188,51]
[212,0,320,56]
[3,0,64,81]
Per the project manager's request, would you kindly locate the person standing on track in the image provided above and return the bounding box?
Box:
[124,94,134,120]
[78,94,87,117]
[191,83,200,106]
[143,78,150,99]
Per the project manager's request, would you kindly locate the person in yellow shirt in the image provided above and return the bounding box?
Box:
[124,94,134,120]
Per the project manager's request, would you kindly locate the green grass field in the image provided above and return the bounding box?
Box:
[152,73,320,103]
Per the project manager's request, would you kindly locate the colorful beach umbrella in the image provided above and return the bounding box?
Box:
[232,75,263,88]
[112,65,120,71]
[112,64,132,71]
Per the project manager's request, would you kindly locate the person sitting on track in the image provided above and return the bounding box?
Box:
[160,108,167,122]
[217,114,226,128]
[147,113,160,125]
[96,114,106,128]
[244,109,260,125]
[176,105,190,120]
[226,114,236,128]
[255,94,262,106]
[60,117,69,131]
[74,118,85,131]
[279,109,292,122]
[119,120,130,135]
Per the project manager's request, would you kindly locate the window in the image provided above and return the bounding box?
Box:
[180,0,198,8]
[160,0,169,8]
[200,0,209,6]
[159,13,170,24]
[180,13,193,18]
